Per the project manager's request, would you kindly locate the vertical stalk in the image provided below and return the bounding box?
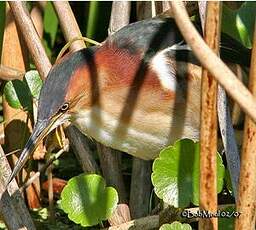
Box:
[53,1,85,52]
[199,2,221,230]
[235,24,256,230]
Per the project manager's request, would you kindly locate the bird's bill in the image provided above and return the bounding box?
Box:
[7,114,67,185]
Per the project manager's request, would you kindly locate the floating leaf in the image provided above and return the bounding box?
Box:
[160,222,192,230]
[152,139,225,208]
[222,2,256,48]
[60,174,118,227]
[3,70,42,112]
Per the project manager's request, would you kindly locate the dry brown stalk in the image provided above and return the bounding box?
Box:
[235,24,256,230]
[199,2,221,230]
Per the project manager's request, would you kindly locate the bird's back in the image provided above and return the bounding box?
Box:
[72,17,250,159]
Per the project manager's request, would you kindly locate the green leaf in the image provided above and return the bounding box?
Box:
[60,174,118,227]
[24,70,43,100]
[3,70,42,111]
[160,222,192,230]
[152,139,225,208]
[222,2,256,48]
[4,80,31,110]
[43,2,58,48]
[224,169,233,195]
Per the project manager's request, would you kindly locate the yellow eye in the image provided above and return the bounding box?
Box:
[60,102,69,112]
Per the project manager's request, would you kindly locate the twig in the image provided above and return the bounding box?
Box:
[56,36,101,61]
[199,3,220,230]
[65,125,99,173]
[0,65,24,80]
[171,1,256,123]
[47,165,55,223]
[97,144,127,203]
[8,1,51,80]
[20,145,68,192]
[129,159,152,218]
[53,1,85,52]
[235,24,256,230]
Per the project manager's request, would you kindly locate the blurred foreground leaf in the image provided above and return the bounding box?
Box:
[222,2,256,48]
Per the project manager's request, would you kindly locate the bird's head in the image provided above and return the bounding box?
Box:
[8,48,96,184]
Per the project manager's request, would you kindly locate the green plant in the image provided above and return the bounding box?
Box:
[60,174,118,227]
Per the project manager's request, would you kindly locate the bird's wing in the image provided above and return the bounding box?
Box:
[106,17,251,67]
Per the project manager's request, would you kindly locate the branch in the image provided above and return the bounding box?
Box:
[171,1,256,123]
[20,143,69,192]
[0,64,24,80]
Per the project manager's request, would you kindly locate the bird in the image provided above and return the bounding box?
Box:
[7,17,251,184]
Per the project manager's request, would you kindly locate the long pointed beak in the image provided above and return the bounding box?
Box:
[7,119,52,185]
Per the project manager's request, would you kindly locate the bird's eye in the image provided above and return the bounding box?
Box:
[59,102,69,112]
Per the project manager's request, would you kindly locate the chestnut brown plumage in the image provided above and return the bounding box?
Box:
[8,17,250,184]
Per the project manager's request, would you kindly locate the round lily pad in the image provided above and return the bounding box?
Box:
[152,139,225,208]
[60,174,118,227]
[160,222,192,230]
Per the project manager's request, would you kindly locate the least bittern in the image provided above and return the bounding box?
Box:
[8,17,250,184]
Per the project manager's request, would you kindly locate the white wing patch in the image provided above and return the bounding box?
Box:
[150,41,191,91]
